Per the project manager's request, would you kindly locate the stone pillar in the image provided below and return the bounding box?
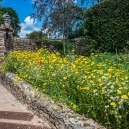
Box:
[0,32,5,64]
[0,24,13,57]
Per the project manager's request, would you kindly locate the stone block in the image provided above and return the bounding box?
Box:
[0,53,4,56]
[0,46,5,51]
[0,33,3,37]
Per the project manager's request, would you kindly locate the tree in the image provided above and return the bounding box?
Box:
[28,0,104,55]
[80,0,104,6]
[47,5,84,38]
[0,7,21,37]
[26,30,47,40]
[30,0,82,55]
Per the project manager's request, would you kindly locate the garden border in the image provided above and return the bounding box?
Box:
[0,71,106,129]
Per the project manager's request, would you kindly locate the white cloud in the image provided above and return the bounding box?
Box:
[19,16,41,38]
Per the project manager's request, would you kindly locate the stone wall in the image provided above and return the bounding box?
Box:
[9,38,87,55]
[12,38,32,51]
[0,71,106,129]
[11,38,55,52]
[69,38,87,55]
[0,32,5,63]
[0,24,13,56]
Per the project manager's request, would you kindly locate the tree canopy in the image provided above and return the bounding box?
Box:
[0,7,21,37]
[26,30,47,40]
[80,0,104,6]
[30,0,104,37]
[83,0,129,54]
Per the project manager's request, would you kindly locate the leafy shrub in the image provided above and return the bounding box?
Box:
[53,41,75,54]
[84,0,129,53]
[83,36,98,56]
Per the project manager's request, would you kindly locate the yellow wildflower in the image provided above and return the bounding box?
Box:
[117,90,122,95]
[91,61,95,65]
[98,79,101,82]
[69,118,73,121]
[93,89,97,93]
[86,87,90,91]
[125,76,128,80]
[121,95,128,99]
[108,69,113,72]
[88,76,91,79]
[42,89,46,92]
[110,102,116,107]
[91,53,94,56]
[63,77,67,80]
[102,89,105,93]
[99,83,103,87]
[40,95,44,99]
[73,104,77,109]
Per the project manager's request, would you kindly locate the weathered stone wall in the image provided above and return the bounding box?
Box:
[0,32,5,61]
[12,38,55,52]
[69,38,87,55]
[12,38,32,51]
[0,71,106,129]
[9,38,87,55]
[0,24,13,56]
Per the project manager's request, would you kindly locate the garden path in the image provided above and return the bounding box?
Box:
[0,82,51,129]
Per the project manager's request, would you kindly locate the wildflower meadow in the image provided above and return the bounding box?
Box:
[2,48,129,129]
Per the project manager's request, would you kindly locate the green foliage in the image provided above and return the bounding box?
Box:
[0,7,21,36]
[67,22,85,39]
[0,6,4,25]
[83,36,98,56]
[42,36,49,41]
[53,41,75,54]
[26,31,47,40]
[83,0,129,53]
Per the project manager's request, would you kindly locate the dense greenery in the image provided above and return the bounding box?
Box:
[80,0,104,6]
[53,41,75,54]
[2,49,129,129]
[0,7,21,37]
[83,0,129,54]
[26,31,47,40]
[67,21,85,39]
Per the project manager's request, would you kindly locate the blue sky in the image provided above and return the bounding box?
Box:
[0,0,86,37]
[0,0,43,37]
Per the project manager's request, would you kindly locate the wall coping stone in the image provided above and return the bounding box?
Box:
[0,71,106,129]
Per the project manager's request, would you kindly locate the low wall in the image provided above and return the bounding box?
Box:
[10,38,87,55]
[0,71,106,129]
[11,38,56,52]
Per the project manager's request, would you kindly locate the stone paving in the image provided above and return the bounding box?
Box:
[0,82,51,128]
